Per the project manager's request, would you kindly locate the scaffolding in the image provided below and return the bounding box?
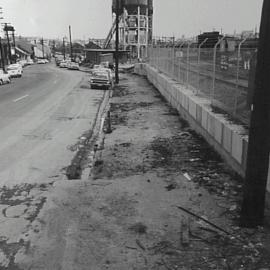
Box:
[106,0,153,60]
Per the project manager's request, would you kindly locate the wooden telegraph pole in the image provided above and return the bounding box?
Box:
[240,0,270,227]
[115,0,120,84]
[41,37,45,58]
[0,37,5,71]
[4,23,11,63]
[63,38,66,60]
[69,25,73,60]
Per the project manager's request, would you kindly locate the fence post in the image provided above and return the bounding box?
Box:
[233,37,248,115]
[167,47,170,75]
[197,38,208,95]
[212,36,225,104]
[152,43,154,65]
[186,42,191,85]
[157,44,160,71]
[172,45,176,80]
[178,42,185,83]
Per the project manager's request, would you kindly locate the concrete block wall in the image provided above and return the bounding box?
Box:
[134,63,258,187]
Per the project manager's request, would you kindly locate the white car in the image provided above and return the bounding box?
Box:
[7,64,23,78]
[0,70,11,85]
[17,60,27,67]
[59,60,68,68]
[68,62,79,70]
[37,59,46,64]
[93,65,103,69]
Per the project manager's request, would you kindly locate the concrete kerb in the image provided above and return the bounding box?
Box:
[81,88,113,180]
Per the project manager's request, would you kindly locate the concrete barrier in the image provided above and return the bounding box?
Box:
[135,63,256,184]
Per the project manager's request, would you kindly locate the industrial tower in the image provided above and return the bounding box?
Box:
[104,0,153,60]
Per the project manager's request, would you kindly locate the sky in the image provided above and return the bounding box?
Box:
[0,0,264,40]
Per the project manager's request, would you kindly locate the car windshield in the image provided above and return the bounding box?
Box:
[92,72,108,79]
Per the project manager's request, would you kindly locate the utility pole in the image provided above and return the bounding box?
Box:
[240,0,270,227]
[41,37,44,58]
[52,40,56,57]
[4,23,11,64]
[69,25,73,60]
[63,38,66,60]
[0,37,5,71]
[115,0,120,84]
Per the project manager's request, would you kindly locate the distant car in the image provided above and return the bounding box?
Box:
[100,61,110,68]
[17,60,27,67]
[7,64,23,78]
[59,60,69,68]
[89,70,112,90]
[0,70,11,84]
[55,58,63,66]
[37,59,47,64]
[26,59,34,65]
[93,64,103,69]
[68,62,79,70]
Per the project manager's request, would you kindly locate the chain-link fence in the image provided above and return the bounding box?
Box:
[147,39,257,127]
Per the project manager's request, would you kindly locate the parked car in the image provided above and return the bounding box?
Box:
[0,70,11,84]
[7,64,23,78]
[92,66,115,86]
[89,70,112,90]
[17,60,27,67]
[93,64,103,69]
[59,60,69,68]
[26,59,34,65]
[55,57,63,66]
[100,61,110,68]
[37,59,48,64]
[68,62,79,70]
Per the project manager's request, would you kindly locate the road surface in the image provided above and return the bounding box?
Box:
[0,63,105,186]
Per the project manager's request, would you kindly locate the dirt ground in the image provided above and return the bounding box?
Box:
[13,73,270,269]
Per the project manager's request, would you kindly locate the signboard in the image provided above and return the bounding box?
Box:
[4,25,15,32]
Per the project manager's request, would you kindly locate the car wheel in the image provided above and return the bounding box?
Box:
[0,80,3,85]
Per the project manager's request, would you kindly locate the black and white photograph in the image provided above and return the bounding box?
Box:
[0,0,268,269]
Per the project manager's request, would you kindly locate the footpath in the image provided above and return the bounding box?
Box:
[17,72,270,270]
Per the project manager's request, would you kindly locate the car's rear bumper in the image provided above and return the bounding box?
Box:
[90,83,111,89]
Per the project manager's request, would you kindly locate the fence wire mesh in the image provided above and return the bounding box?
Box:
[147,41,257,127]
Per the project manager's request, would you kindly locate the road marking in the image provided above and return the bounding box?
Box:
[13,95,29,102]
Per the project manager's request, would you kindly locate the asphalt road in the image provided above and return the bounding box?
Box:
[0,63,105,186]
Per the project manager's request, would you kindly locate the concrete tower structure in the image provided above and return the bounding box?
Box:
[111,0,153,59]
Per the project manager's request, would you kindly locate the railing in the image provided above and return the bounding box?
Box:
[147,40,257,127]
